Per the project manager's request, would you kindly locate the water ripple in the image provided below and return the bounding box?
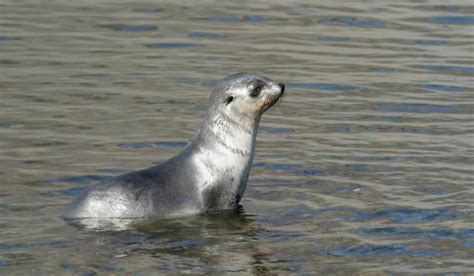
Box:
[317,35,348,42]
[421,84,466,93]
[288,82,360,91]
[260,127,294,134]
[316,243,453,258]
[358,227,474,239]
[118,141,188,149]
[255,162,398,176]
[318,243,407,257]
[328,124,428,134]
[424,65,474,74]
[0,240,71,250]
[0,35,15,42]
[106,24,158,32]
[0,120,20,128]
[376,103,458,113]
[132,8,161,13]
[147,43,201,49]
[189,32,220,39]
[428,16,474,24]
[463,240,474,248]
[211,15,270,23]
[41,175,112,186]
[165,239,206,250]
[318,16,384,27]
[418,40,446,46]
[352,207,464,223]
[42,187,86,197]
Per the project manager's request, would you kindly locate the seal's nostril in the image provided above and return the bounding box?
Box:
[278,82,285,93]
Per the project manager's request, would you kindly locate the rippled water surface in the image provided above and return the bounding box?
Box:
[1,0,473,274]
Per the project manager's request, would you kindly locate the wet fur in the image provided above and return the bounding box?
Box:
[63,73,284,218]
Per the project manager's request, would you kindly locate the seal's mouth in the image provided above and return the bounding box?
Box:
[261,88,285,113]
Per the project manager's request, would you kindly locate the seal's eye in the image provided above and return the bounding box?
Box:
[250,86,262,98]
[224,96,233,105]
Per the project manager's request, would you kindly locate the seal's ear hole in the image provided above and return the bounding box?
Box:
[224,96,234,105]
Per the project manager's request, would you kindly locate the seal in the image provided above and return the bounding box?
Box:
[62,73,285,218]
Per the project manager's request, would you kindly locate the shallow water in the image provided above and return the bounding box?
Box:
[1,0,473,274]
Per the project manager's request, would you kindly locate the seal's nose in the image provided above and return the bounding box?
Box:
[278,82,285,93]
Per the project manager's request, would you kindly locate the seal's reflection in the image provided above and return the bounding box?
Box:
[65,206,272,273]
[65,205,251,231]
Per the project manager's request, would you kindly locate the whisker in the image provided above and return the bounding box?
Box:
[274,93,284,108]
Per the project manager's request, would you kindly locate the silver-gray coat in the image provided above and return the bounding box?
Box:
[62,73,285,218]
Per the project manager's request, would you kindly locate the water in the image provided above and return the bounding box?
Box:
[1,0,473,274]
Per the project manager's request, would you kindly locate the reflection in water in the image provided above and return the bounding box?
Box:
[65,206,250,231]
[64,207,276,273]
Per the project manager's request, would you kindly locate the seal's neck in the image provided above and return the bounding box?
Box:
[194,109,260,165]
[204,109,258,152]
[189,109,260,208]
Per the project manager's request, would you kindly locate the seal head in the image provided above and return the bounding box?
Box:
[63,73,285,218]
